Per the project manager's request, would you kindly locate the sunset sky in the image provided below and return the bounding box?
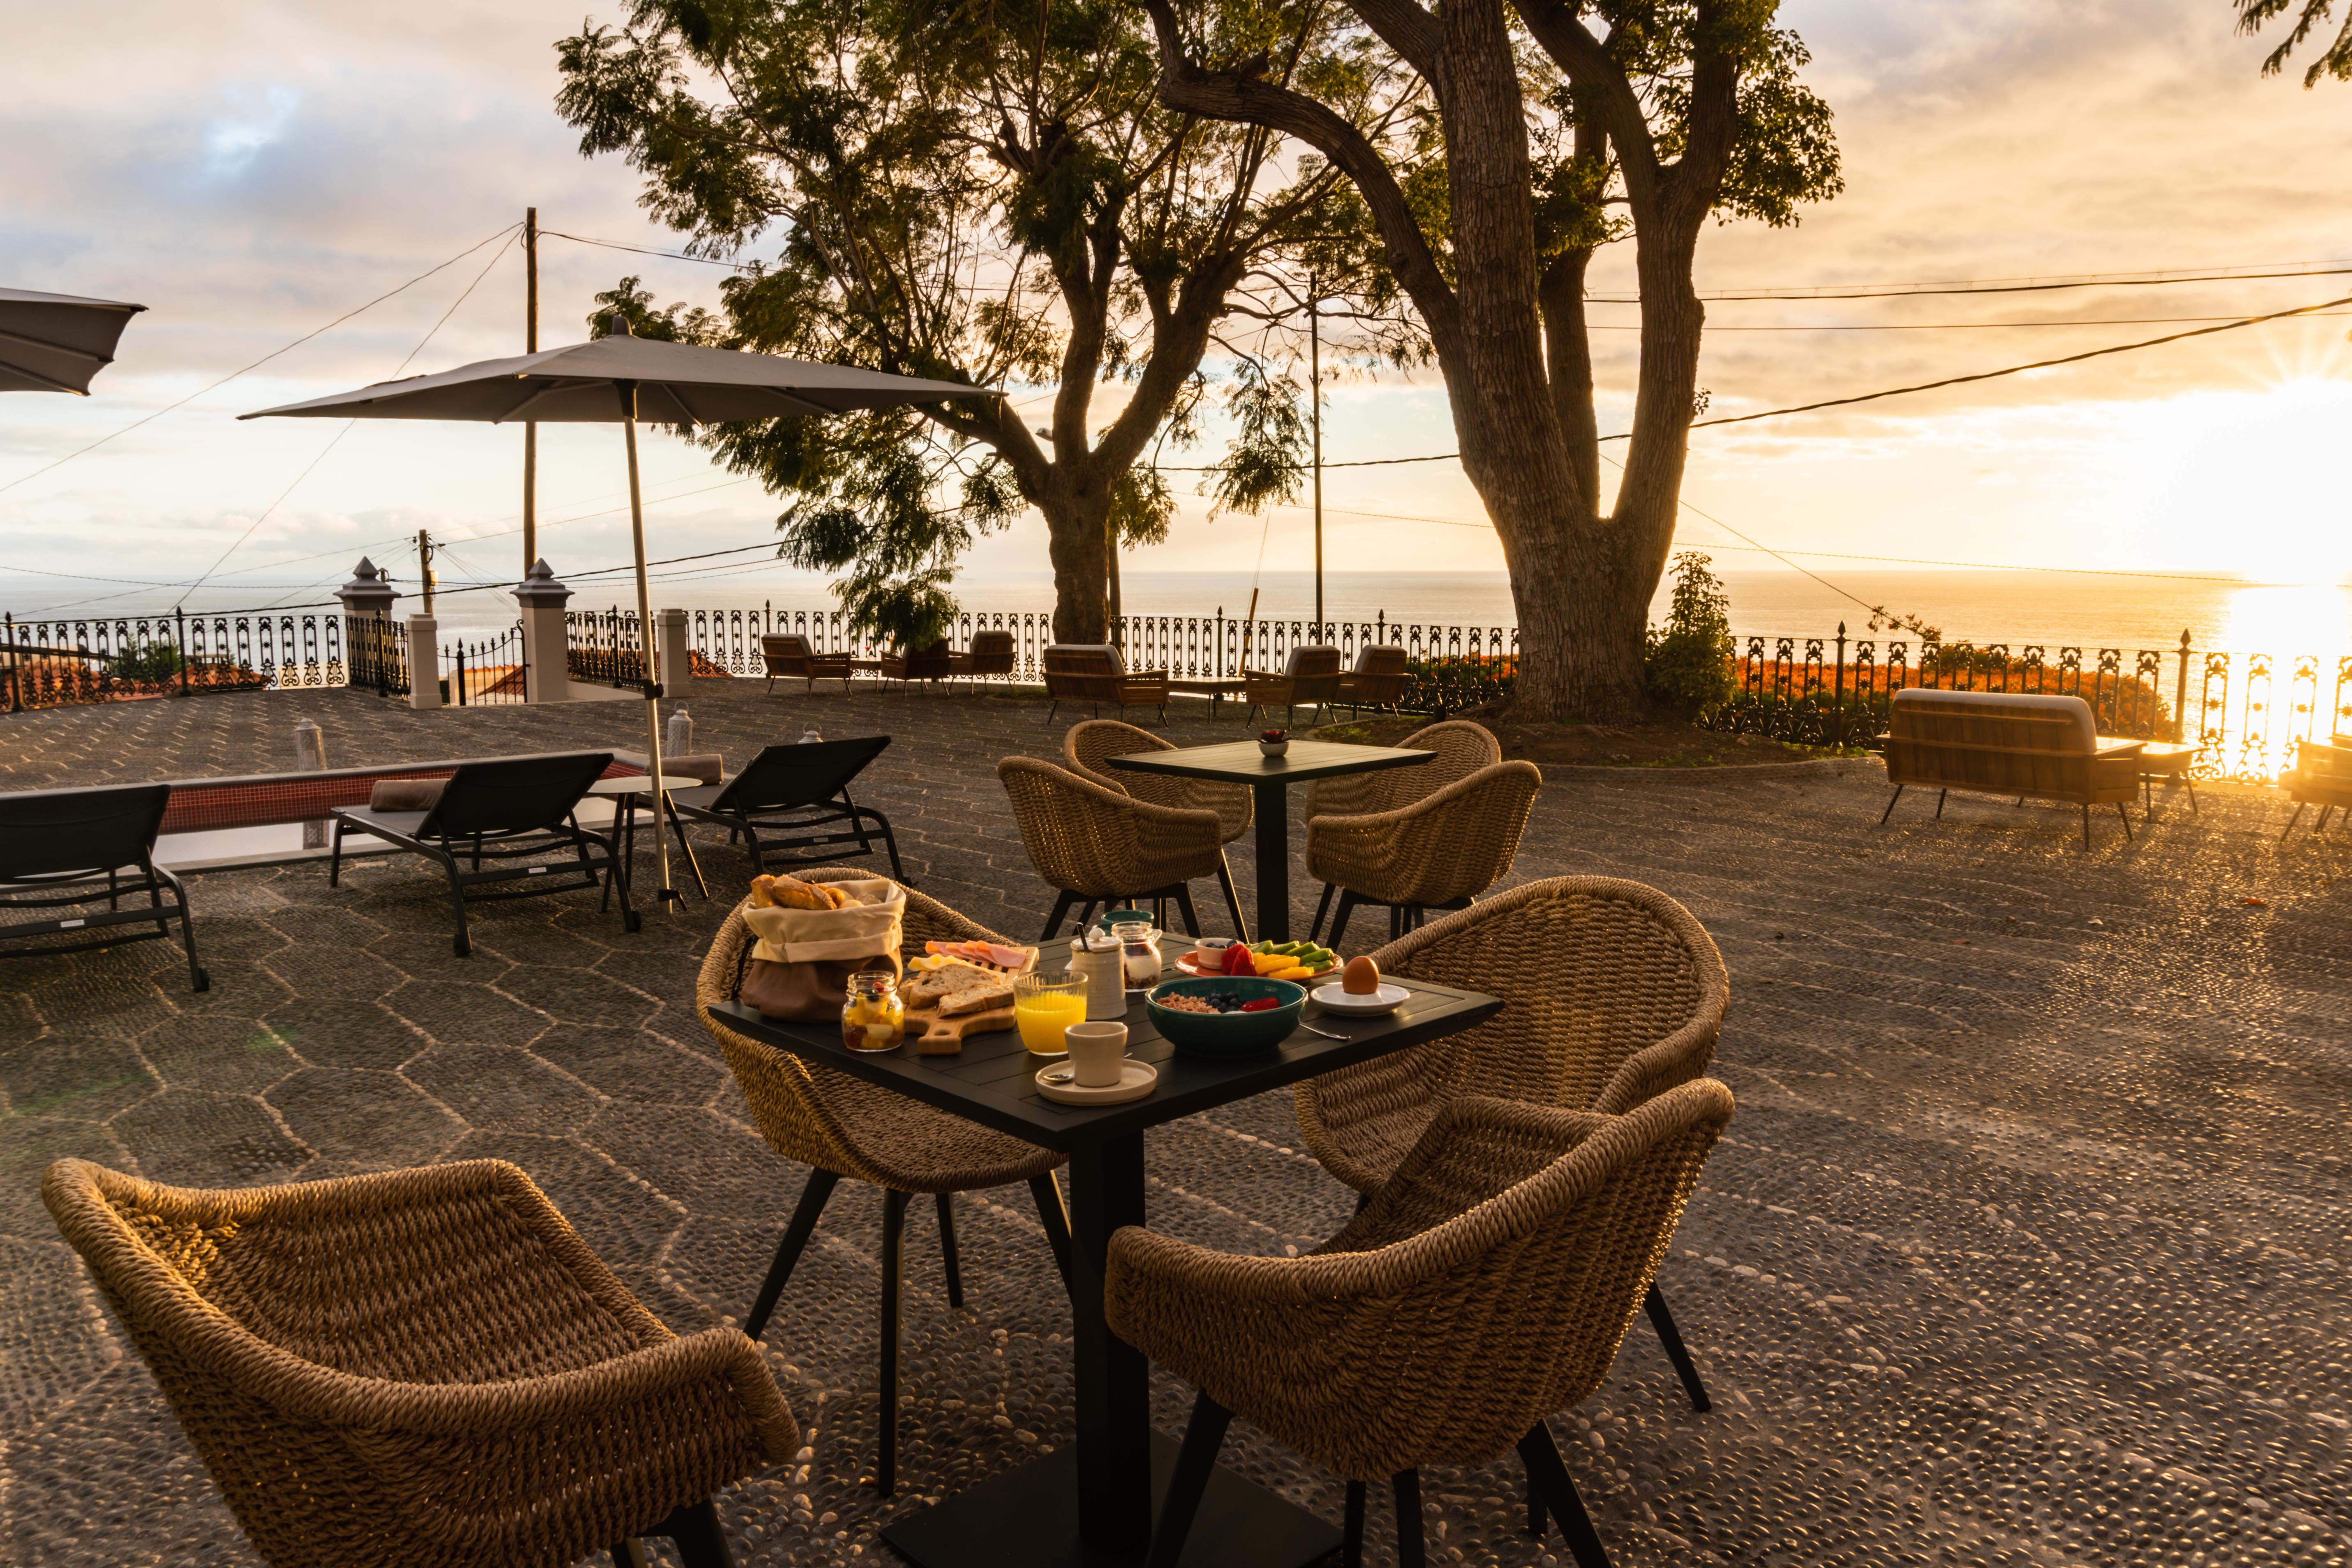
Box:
[2,0,2349,624]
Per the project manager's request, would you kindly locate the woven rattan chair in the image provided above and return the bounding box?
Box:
[997,756,1246,939]
[761,632,855,695]
[1305,758,1540,947]
[1303,719,1501,827]
[950,628,1017,690]
[880,642,956,689]
[697,868,1072,1496]
[44,1156,796,1568]
[1064,719,1253,846]
[1042,644,1171,722]
[1291,875,1731,1428]
[1108,1081,1735,1568]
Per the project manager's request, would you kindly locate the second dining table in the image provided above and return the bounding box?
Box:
[1106,739,1432,942]
[706,962,1502,1567]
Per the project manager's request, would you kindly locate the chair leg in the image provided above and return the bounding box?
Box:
[1216,853,1251,943]
[743,823,768,875]
[1878,784,1904,824]
[610,1539,652,1567]
[664,1499,736,1568]
[1327,888,1362,950]
[2320,805,2336,835]
[1934,789,1947,820]
[1391,1469,1426,1568]
[1645,1282,1711,1411]
[1144,1391,1234,1568]
[433,852,472,958]
[1171,882,1202,938]
[867,807,909,883]
[1029,1171,1075,1292]
[1309,882,1335,942]
[173,883,209,994]
[328,817,346,885]
[2186,775,2199,814]
[1042,890,1079,941]
[745,1168,840,1342]
[2281,802,2306,840]
[936,1192,964,1309]
[1344,1480,1367,1568]
[1517,1421,1612,1568]
[2117,800,2134,842]
[874,1187,909,1495]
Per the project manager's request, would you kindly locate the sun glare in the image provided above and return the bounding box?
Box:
[2120,376,2352,585]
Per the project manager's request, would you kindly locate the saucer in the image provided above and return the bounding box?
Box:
[1310,982,1410,1017]
[1035,1059,1158,1104]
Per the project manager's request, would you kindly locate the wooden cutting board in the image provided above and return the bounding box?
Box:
[912,1002,1018,1055]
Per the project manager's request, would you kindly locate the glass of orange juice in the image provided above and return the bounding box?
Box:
[1014,971,1088,1056]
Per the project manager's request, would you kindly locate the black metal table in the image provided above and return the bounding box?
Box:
[1105,740,1432,943]
[705,967,1502,1568]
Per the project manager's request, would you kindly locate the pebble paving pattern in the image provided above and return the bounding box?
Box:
[2,681,2347,1567]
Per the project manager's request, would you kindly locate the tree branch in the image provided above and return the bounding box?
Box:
[1506,0,1661,205]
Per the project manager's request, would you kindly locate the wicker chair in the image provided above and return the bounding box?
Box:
[1042,644,1172,722]
[1064,719,1253,846]
[1305,758,1540,947]
[1109,1082,1735,1568]
[997,756,1247,940]
[761,632,854,695]
[1243,644,1344,726]
[697,868,1072,1497]
[43,1156,796,1568]
[1303,719,1501,823]
[1335,644,1411,716]
[1292,874,1731,1421]
[950,629,1017,689]
[880,642,956,689]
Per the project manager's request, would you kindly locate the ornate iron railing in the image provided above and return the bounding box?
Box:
[3,609,351,711]
[343,614,410,699]
[564,606,646,689]
[443,623,527,706]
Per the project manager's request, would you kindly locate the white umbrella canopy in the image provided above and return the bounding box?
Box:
[241,323,994,906]
[0,287,146,394]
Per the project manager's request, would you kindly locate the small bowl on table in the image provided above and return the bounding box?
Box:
[1145,976,1306,1058]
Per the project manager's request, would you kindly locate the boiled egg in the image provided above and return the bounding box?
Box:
[1341,955,1381,996]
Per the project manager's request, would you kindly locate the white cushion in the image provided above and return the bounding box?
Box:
[1892,687,2097,752]
[1049,642,1124,675]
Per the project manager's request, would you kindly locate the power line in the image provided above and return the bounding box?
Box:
[0,222,522,499]
[1584,261,2352,304]
[1590,312,2352,331]
[540,230,750,271]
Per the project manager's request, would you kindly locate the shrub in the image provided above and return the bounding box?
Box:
[111,641,183,684]
[1645,552,1736,715]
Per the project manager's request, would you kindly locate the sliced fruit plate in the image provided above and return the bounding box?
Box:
[1174,939,1340,984]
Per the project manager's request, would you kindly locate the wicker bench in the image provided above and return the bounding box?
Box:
[1881,689,2143,848]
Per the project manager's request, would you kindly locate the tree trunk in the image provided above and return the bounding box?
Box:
[1042,470,1113,644]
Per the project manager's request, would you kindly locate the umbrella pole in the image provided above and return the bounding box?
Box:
[618,381,678,907]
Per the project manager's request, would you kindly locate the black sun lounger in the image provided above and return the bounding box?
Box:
[664,737,907,882]
[0,782,207,991]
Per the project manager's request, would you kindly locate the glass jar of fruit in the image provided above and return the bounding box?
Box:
[841,972,906,1053]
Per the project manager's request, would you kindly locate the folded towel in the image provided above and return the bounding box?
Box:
[369,778,447,811]
[667,752,725,784]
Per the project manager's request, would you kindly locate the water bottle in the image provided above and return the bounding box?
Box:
[666,705,694,759]
[799,725,823,744]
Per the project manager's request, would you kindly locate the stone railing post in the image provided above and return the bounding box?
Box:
[514,559,574,703]
[658,606,691,696]
[407,616,440,710]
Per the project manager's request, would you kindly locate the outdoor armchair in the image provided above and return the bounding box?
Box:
[950,628,1017,688]
[1292,874,1731,1424]
[880,641,956,688]
[665,736,906,881]
[1108,1081,1736,1568]
[1063,718,1253,845]
[697,869,1073,1496]
[997,756,1246,940]
[1042,643,1171,723]
[1303,718,1501,821]
[760,632,854,695]
[43,1155,798,1568]
[1335,642,1411,716]
[2278,736,2352,837]
[328,750,634,957]
[1242,644,1344,727]
[1306,758,1541,947]
[0,780,206,992]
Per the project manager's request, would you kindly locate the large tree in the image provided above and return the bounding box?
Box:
[1137,0,1839,720]
[556,0,1396,645]
[2236,0,2352,85]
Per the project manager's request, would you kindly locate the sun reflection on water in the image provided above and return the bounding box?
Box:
[2213,581,2352,777]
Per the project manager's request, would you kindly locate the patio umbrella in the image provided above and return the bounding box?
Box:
[240,321,991,904]
[0,287,146,394]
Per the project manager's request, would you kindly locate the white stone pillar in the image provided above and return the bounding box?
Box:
[407,616,441,710]
[514,559,574,703]
[657,606,692,697]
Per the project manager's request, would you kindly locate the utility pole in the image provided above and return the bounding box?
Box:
[417,530,435,616]
[1308,277,1323,638]
[523,206,540,575]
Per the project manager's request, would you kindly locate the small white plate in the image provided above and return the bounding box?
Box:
[1310,982,1410,1017]
[1035,1059,1159,1104]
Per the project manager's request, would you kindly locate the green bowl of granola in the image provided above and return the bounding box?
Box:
[1144,976,1306,1058]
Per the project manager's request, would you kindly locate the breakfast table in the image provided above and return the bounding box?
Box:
[705,967,1503,1568]
[1106,740,1433,942]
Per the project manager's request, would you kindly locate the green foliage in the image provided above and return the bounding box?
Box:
[111,641,182,684]
[1207,359,1308,517]
[2237,0,2352,86]
[1644,551,1736,714]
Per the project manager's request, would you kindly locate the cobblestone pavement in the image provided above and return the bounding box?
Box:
[3,681,2347,1568]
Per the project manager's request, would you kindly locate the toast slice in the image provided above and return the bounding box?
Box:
[938,976,1016,1017]
[904,961,985,1007]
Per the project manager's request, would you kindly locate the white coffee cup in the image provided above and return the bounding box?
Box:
[1064,1021,1129,1088]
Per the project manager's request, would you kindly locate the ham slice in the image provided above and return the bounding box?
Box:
[923,939,1036,972]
